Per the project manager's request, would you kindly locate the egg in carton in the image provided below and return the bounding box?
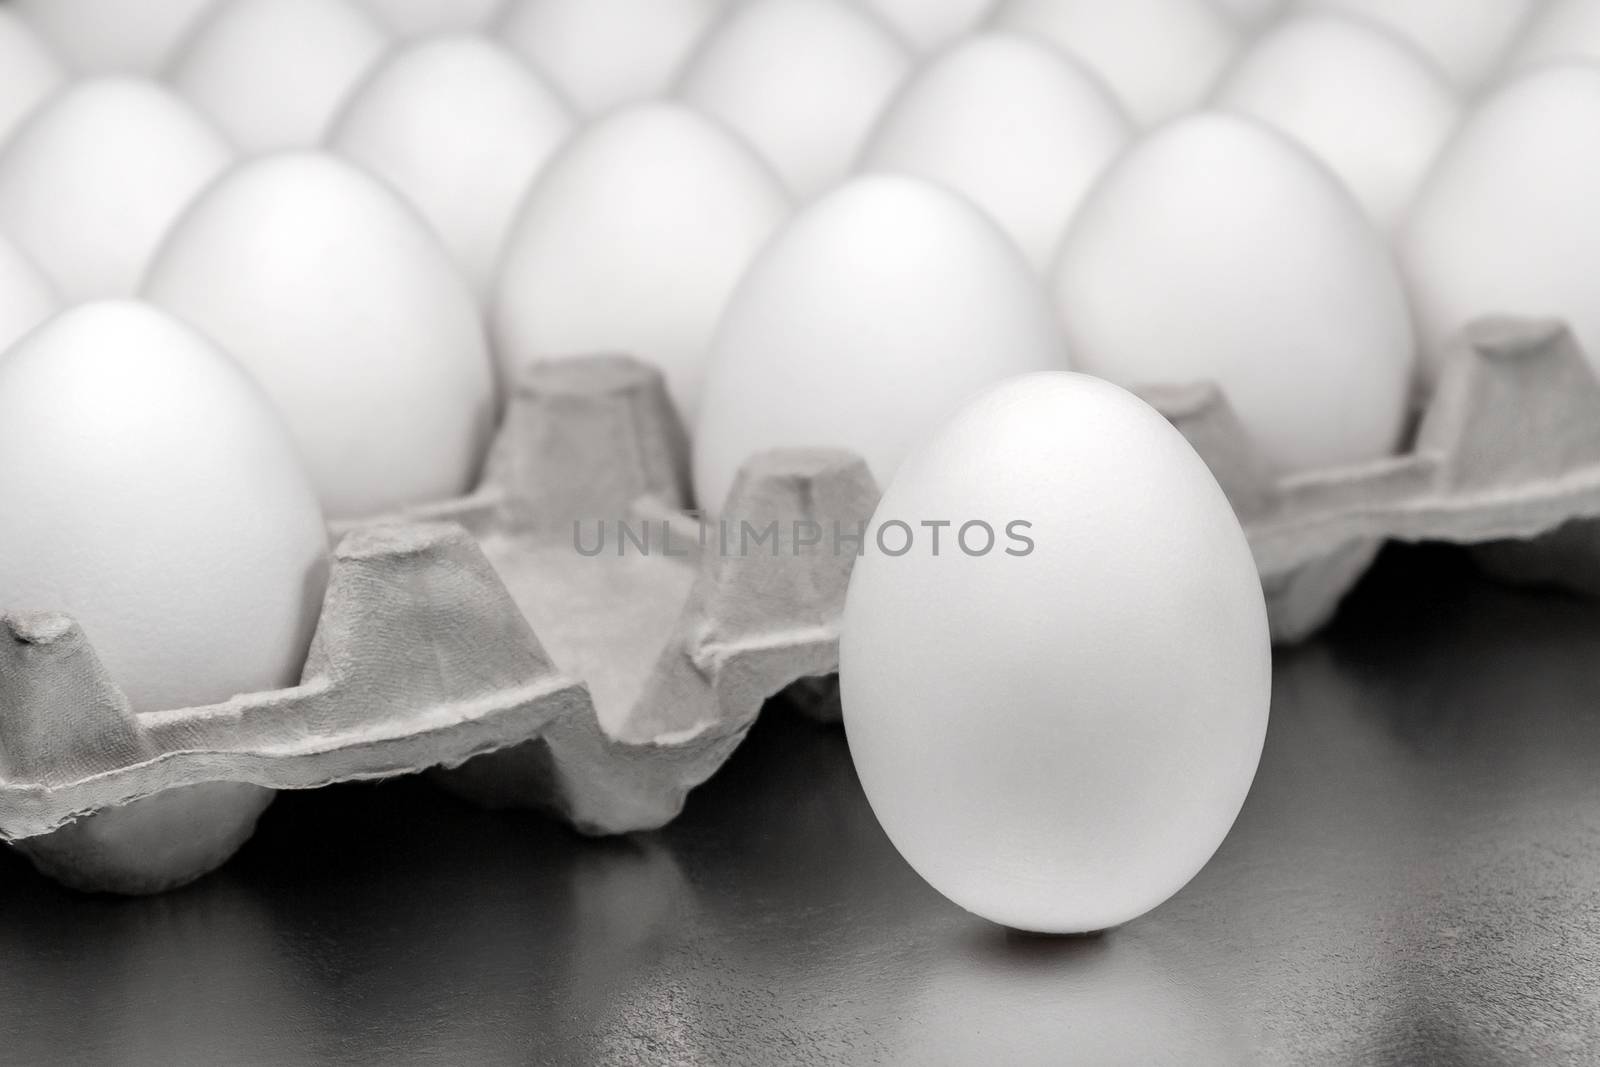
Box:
[1142,317,1600,643]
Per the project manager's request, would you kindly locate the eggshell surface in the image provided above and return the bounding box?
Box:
[0,235,57,353]
[355,0,501,38]
[0,78,233,301]
[0,10,65,147]
[677,0,912,198]
[1401,66,1600,387]
[1214,14,1459,230]
[1506,0,1600,75]
[1298,0,1538,89]
[144,152,495,520]
[168,0,389,153]
[1053,113,1413,474]
[860,0,998,51]
[499,0,727,116]
[330,34,575,299]
[494,103,790,421]
[13,0,218,74]
[862,32,1130,270]
[841,372,1270,934]
[693,175,1068,514]
[0,300,328,713]
[993,0,1241,126]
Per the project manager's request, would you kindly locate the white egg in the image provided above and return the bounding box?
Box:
[329,34,574,300]
[676,0,912,198]
[0,10,65,148]
[1297,0,1538,89]
[859,0,998,52]
[992,0,1241,126]
[167,0,389,154]
[499,0,728,117]
[0,78,233,301]
[1208,0,1288,26]
[0,236,57,353]
[494,102,790,422]
[1213,13,1460,230]
[693,175,1068,513]
[0,300,328,713]
[842,372,1270,934]
[1054,113,1413,474]
[861,32,1130,270]
[1506,0,1600,75]
[143,152,495,520]
[354,0,502,38]
[13,0,218,74]
[1402,66,1600,387]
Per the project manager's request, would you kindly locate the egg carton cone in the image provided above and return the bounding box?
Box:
[1142,317,1600,643]
[0,523,585,894]
[351,355,877,836]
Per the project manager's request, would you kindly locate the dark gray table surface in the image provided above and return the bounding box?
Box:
[2,546,1598,1066]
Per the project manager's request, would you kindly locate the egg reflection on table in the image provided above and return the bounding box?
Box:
[329,33,575,301]
[143,151,495,521]
[692,174,1068,515]
[1054,113,1414,475]
[841,373,1270,934]
[861,31,1130,271]
[676,0,911,199]
[493,101,790,424]
[0,77,233,302]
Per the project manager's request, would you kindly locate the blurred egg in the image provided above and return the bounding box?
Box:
[0,299,328,712]
[841,372,1269,934]
[0,236,57,353]
[168,0,389,153]
[860,0,998,52]
[677,0,911,198]
[354,0,502,38]
[1213,13,1459,230]
[1401,66,1600,387]
[1298,0,1538,89]
[494,102,790,421]
[13,0,218,74]
[0,10,65,147]
[499,0,727,116]
[1506,0,1600,74]
[693,175,1068,513]
[143,152,494,520]
[1208,0,1288,25]
[861,32,1130,270]
[0,78,233,301]
[993,0,1241,126]
[329,34,574,300]
[1054,113,1413,474]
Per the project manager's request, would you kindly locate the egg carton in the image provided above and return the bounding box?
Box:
[1142,317,1600,643]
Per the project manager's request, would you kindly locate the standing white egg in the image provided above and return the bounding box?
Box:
[861,32,1130,270]
[1054,113,1413,474]
[992,0,1241,126]
[498,0,727,117]
[1213,13,1460,230]
[167,0,389,154]
[0,300,328,713]
[143,152,495,520]
[329,34,575,301]
[676,0,912,198]
[0,78,233,301]
[842,372,1270,934]
[354,0,502,38]
[693,175,1068,513]
[0,236,57,354]
[1297,0,1539,89]
[1402,66,1600,387]
[12,0,218,74]
[0,10,65,148]
[1506,0,1600,75]
[859,0,998,52]
[493,102,790,422]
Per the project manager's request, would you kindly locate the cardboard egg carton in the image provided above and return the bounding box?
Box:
[1142,317,1600,643]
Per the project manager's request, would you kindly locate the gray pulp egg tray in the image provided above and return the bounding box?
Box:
[3,315,1594,894]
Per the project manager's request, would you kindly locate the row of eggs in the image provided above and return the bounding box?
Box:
[0,0,1591,926]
